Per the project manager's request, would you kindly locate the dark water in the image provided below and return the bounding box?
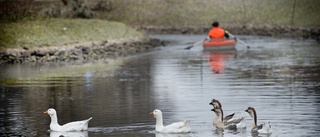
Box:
[1,34,320,137]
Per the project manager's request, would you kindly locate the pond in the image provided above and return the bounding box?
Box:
[1,34,320,137]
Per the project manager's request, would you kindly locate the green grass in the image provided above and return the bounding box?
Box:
[0,18,143,49]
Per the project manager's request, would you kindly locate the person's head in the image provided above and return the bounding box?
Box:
[212,21,219,27]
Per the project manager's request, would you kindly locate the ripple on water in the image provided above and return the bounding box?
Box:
[1,35,320,137]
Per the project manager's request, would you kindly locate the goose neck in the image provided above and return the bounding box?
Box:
[155,115,164,131]
[252,110,258,127]
[49,114,61,131]
[220,109,224,122]
[50,114,59,124]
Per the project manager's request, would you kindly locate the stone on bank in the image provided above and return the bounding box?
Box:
[0,38,165,63]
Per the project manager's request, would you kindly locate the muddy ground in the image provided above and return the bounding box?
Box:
[0,38,165,64]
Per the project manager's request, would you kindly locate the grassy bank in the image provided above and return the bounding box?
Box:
[0,18,143,49]
[96,0,320,28]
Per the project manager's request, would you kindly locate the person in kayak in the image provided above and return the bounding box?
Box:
[207,21,230,39]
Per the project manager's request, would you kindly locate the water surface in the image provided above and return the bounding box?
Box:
[1,34,320,137]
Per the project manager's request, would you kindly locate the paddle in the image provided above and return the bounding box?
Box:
[184,38,207,50]
[226,31,250,48]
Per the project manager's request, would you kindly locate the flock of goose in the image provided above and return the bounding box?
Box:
[209,99,272,135]
[44,98,272,135]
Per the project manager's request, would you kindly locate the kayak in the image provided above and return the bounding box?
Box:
[202,38,236,50]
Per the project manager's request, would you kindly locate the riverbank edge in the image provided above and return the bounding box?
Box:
[138,25,320,40]
[1,25,319,64]
[0,37,165,64]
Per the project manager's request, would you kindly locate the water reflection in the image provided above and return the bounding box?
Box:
[155,133,191,137]
[213,128,224,137]
[1,35,320,137]
[50,131,88,137]
[203,50,236,74]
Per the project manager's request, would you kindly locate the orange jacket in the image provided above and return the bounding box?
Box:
[208,27,225,38]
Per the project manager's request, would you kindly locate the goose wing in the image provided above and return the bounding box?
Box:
[257,123,263,130]
[251,123,264,133]
[61,117,92,131]
[223,113,235,122]
[224,117,246,129]
[258,122,272,134]
[162,120,191,133]
[223,112,244,123]
[224,117,244,125]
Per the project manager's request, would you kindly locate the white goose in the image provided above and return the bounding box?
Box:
[211,107,246,130]
[209,98,245,124]
[44,108,92,132]
[149,109,191,133]
[245,107,272,134]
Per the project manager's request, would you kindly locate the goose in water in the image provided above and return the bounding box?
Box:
[44,108,92,132]
[209,98,245,124]
[211,107,246,130]
[245,107,272,134]
[149,109,191,133]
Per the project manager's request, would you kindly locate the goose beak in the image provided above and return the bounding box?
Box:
[149,112,154,115]
[209,102,213,105]
[211,109,215,112]
[44,110,48,114]
[245,109,248,112]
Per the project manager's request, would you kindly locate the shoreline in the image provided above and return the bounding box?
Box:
[1,25,319,64]
[139,25,320,40]
[0,37,165,64]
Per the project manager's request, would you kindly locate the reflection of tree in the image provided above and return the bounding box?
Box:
[0,57,160,136]
[0,86,47,136]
